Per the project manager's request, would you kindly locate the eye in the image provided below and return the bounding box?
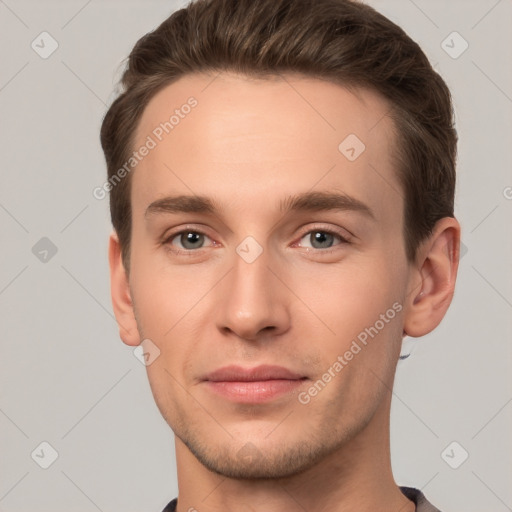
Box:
[166,230,214,251]
[297,229,349,250]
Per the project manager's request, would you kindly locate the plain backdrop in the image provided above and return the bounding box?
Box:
[1,1,511,511]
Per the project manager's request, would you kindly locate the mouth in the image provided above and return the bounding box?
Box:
[202,365,308,403]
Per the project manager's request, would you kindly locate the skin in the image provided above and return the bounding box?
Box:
[109,72,460,512]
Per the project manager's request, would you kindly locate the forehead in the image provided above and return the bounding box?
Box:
[131,72,401,222]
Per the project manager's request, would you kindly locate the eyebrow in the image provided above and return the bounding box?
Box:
[145,191,375,220]
[280,191,375,219]
[145,195,218,217]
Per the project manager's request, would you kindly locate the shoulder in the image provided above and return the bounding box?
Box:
[161,497,177,512]
[400,486,443,512]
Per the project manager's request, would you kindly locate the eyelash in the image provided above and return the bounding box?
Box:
[163,225,351,256]
[294,226,351,254]
[163,229,217,257]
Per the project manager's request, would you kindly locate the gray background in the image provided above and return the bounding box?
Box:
[0,0,511,510]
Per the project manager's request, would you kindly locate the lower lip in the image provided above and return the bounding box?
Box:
[204,379,306,403]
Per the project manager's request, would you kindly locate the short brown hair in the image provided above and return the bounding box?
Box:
[100,0,457,273]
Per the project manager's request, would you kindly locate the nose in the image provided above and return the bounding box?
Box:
[216,250,291,341]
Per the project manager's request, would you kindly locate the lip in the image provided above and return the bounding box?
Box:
[204,364,304,382]
[203,365,307,403]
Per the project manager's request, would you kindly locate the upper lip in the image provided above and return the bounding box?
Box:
[204,365,305,382]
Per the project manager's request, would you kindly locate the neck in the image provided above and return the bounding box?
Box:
[173,393,415,512]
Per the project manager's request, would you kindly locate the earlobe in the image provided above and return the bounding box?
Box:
[403,217,461,338]
[108,231,141,346]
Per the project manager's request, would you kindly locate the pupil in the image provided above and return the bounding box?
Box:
[312,231,333,248]
[182,232,203,249]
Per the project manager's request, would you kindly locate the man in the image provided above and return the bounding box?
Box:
[100,0,460,510]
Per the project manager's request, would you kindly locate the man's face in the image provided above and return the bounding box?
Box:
[126,72,411,478]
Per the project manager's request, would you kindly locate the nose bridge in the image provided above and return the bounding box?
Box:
[217,245,289,340]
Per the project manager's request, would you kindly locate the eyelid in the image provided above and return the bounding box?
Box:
[162,223,353,255]
[162,224,211,239]
[295,223,353,244]
[162,225,217,249]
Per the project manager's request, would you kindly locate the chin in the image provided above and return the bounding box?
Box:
[179,430,342,480]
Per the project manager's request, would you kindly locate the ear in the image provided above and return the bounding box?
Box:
[403,217,461,338]
[108,231,140,346]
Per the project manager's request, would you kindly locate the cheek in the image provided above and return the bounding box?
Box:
[129,253,212,374]
[129,240,200,337]
[294,259,399,328]
[287,256,406,381]
[132,278,176,340]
